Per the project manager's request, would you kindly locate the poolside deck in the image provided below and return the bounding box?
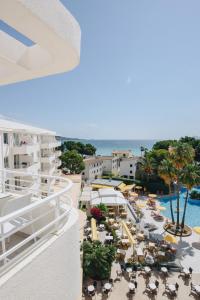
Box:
[141,204,200,273]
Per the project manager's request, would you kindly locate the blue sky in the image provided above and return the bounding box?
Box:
[0,0,200,139]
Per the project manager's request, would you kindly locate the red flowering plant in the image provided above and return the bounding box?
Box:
[90,207,102,220]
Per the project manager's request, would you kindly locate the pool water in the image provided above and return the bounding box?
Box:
[160,192,200,228]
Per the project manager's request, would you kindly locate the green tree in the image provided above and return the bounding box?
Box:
[153,140,177,151]
[61,141,96,156]
[180,163,200,229]
[60,150,85,174]
[82,241,116,280]
[158,159,176,224]
[140,152,155,181]
[84,143,96,156]
[168,143,195,233]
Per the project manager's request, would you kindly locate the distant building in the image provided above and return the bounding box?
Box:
[102,156,120,176]
[119,157,139,179]
[112,150,133,158]
[82,157,103,181]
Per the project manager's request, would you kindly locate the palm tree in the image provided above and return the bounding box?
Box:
[140,153,154,181]
[169,142,195,232]
[158,159,176,224]
[180,163,200,230]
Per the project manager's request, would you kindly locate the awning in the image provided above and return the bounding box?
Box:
[120,184,135,192]
[121,221,136,245]
[91,218,98,241]
[91,184,112,190]
[91,196,127,206]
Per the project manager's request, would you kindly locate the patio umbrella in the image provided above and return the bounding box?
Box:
[129,192,138,197]
[135,186,143,190]
[164,234,177,244]
[156,205,166,211]
[136,203,146,208]
[148,194,157,198]
[193,227,200,235]
[193,227,200,242]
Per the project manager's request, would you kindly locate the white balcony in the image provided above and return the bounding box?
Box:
[0,169,80,300]
[41,165,56,176]
[41,154,56,164]
[14,162,40,174]
[13,144,39,155]
[55,159,62,167]
[55,150,62,157]
[41,141,61,149]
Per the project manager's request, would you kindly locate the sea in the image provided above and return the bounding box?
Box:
[61,139,157,156]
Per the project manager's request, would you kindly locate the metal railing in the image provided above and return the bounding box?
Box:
[0,169,73,273]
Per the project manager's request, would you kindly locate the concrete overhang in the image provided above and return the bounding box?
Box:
[0,0,81,85]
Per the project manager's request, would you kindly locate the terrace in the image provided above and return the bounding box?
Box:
[0,169,73,274]
[81,188,200,299]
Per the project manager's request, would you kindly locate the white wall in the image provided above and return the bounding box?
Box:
[119,158,138,179]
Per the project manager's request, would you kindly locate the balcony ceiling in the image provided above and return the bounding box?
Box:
[0,0,81,85]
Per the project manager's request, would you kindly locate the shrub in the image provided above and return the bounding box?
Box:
[90,207,102,220]
[82,241,116,280]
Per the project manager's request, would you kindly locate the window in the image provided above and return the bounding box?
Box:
[4,157,9,168]
[82,172,85,175]
[130,164,132,167]
[130,170,133,174]
[130,176,134,179]
[3,133,8,144]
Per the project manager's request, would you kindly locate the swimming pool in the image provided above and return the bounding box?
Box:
[160,191,200,227]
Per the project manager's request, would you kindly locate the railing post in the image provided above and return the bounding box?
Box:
[54,196,60,232]
[1,224,7,265]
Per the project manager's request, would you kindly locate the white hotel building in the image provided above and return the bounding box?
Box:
[0,118,61,194]
[0,1,81,300]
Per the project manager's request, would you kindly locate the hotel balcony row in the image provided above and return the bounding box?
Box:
[0,169,80,300]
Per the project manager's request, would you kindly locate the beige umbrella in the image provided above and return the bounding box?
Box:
[129,192,138,197]
[156,205,166,211]
[148,194,157,198]
[164,234,177,244]
[135,186,143,190]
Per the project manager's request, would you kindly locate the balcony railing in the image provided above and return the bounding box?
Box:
[0,169,73,274]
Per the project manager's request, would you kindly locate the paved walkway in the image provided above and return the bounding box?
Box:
[141,205,200,273]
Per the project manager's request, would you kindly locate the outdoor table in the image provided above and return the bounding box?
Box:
[128,282,135,291]
[161,267,168,274]
[136,247,143,256]
[88,285,95,292]
[109,212,115,216]
[105,236,113,241]
[157,251,165,257]
[195,285,200,294]
[126,267,132,273]
[121,239,129,244]
[85,227,91,232]
[145,255,154,265]
[149,242,155,249]
[104,283,112,291]
[113,223,119,229]
[108,218,115,224]
[148,283,156,291]
[167,284,176,292]
[117,249,126,254]
[144,266,151,274]
[183,268,190,275]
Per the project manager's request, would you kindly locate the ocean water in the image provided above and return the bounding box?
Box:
[83,139,157,156]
